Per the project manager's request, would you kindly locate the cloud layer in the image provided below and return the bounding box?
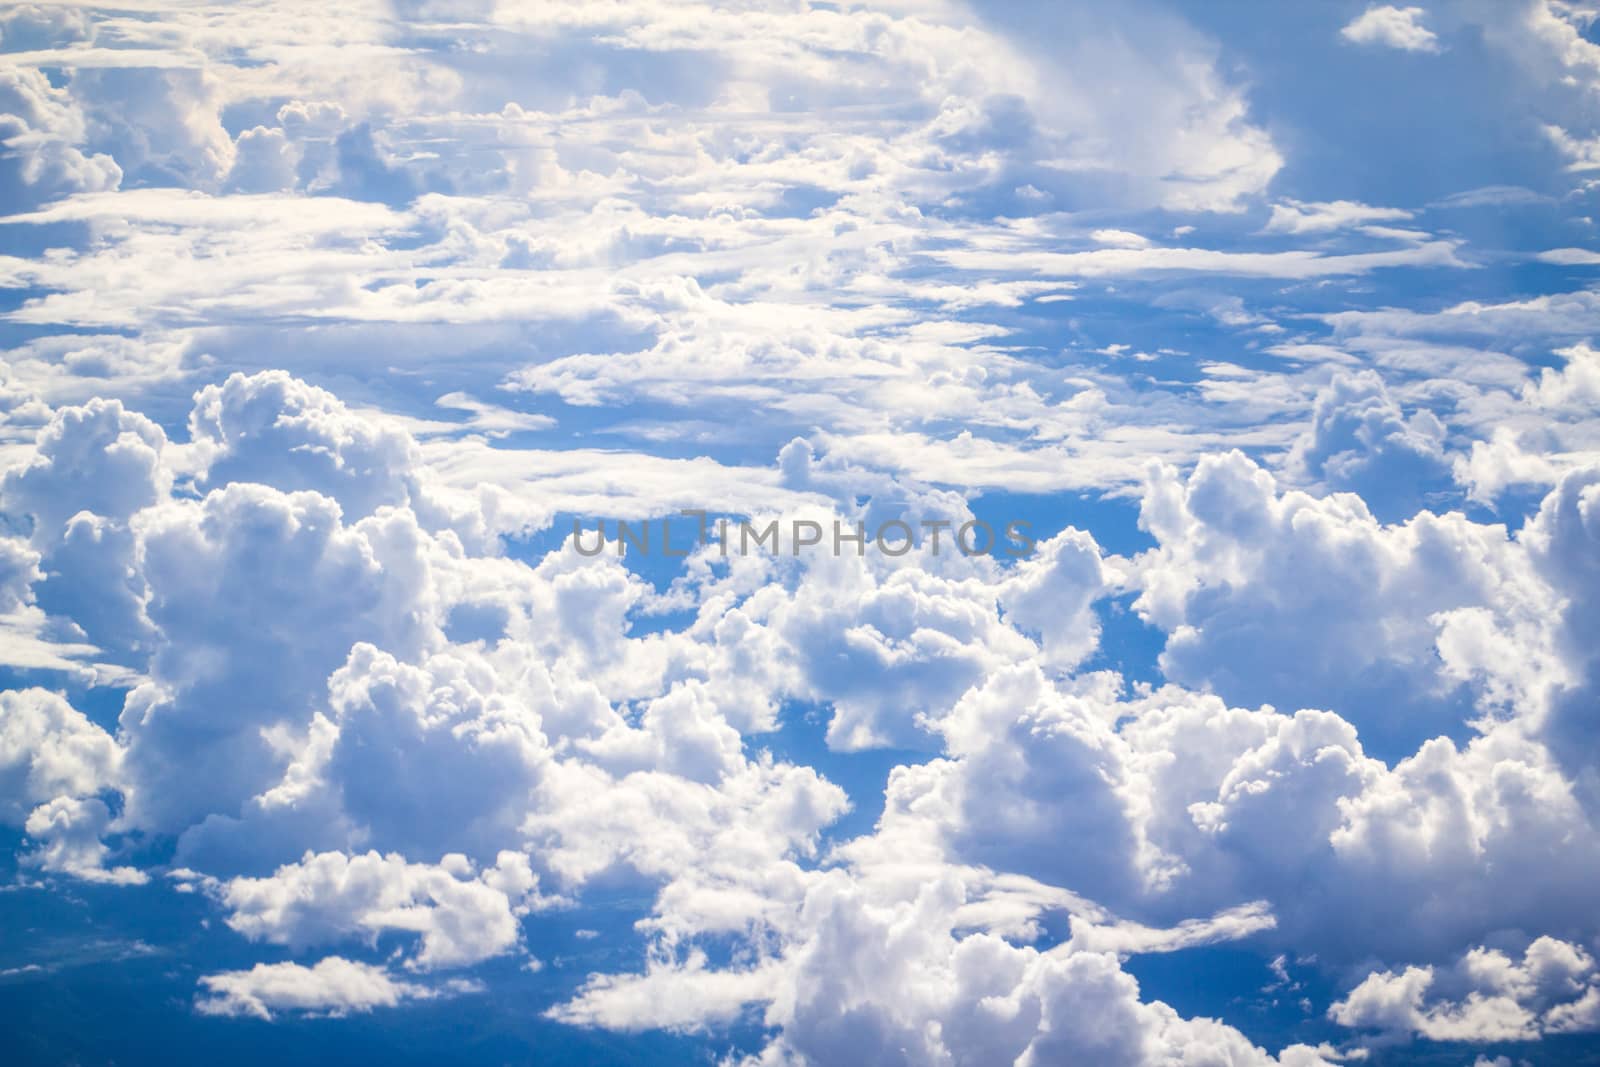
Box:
[4,1,1600,1064]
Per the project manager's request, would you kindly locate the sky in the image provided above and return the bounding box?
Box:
[2,1,1600,1064]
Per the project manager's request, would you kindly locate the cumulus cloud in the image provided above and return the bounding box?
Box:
[119,482,441,833]
[1521,465,1600,809]
[0,687,121,824]
[23,794,146,885]
[1332,937,1600,1043]
[1,366,1587,1050]
[1528,342,1600,412]
[557,871,1330,1066]
[186,371,421,519]
[998,527,1114,672]
[0,534,39,612]
[3,0,1600,1061]
[1285,370,1450,518]
[195,957,477,1020]
[1340,6,1442,53]
[1,397,169,542]
[218,849,546,971]
[1133,451,1543,752]
[0,65,120,210]
[0,397,172,658]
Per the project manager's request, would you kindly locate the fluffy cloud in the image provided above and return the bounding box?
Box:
[755,877,1302,1067]
[1449,343,1600,504]
[830,662,1600,966]
[119,482,441,833]
[1285,370,1450,518]
[218,849,545,971]
[1,397,168,542]
[0,65,120,210]
[1132,450,1548,753]
[23,794,145,885]
[4,0,1600,1061]
[0,398,169,655]
[998,527,1113,672]
[0,687,121,824]
[195,957,476,1020]
[1332,937,1600,1043]
[2,336,1596,1060]
[187,371,420,520]
[558,870,1331,1067]
[0,534,39,612]
[71,67,234,188]
[1521,464,1600,808]
[1340,6,1442,53]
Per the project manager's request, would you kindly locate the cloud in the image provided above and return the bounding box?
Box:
[0,66,120,210]
[930,240,1465,280]
[1451,344,1600,502]
[186,370,422,521]
[195,957,477,1020]
[1528,342,1600,411]
[549,950,784,1033]
[1263,199,1415,235]
[1284,370,1451,518]
[0,534,39,613]
[3,1,1600,1060]
[223,126,297,194]
[1089,228,1153,249]
[2,397,169,543]
[0,5,92,53]
[998,527,1114,672]
[0,397,169,658]
[710,874,1328,1067]
[1521,465,1600,809]
[218,849,547,971]
[1065,900,1277,956]
[119,482,441,833]
[0,687,121,825]
[1340,6,1442,53]
[23,795,146,885]
[1331,937,1600,1042]
[1132,451,1540,750]
[4,367,1589,1037]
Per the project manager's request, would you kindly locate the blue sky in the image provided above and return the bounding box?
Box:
[3,1,1600,1064]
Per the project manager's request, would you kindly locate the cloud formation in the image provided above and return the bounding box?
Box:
[2,1,1600,1062]
[1341,6,1442,53]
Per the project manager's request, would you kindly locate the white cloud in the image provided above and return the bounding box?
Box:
[23,794,146,885]
[1263,199,1414,235]
[1284,370,1450,517]
[597,873,1337,1067]
[186,370,422,520]
[0,687,121,825]
[550,950,784,1033]
[219,849,546,971]
[930,240,1464,280]
[119,482,442,833]
[1132,450,1544,743]
[195,957,477,1020]
[998,527,1114,672]
[2,397,169,544]
[1528,342,1600,411]
[2,0,1600,1059]
[0,66,121,210]
[1089,228,1152,249]
[1340,6,1442,53]
[0,534,39,613]
[1331,937,1600,1042]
